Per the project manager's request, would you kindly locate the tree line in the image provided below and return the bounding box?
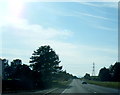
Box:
[2,45,77,92]
[84,62,120,82]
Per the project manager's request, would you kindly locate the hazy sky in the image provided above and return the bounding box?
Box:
[0,1,118,77]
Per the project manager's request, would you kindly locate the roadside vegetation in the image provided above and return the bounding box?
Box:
[84,79,120,89]
[52,79,72,88]
[1,45,77,93]
[82,61,120,89]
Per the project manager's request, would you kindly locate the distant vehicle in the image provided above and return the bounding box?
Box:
[82,81,87,84]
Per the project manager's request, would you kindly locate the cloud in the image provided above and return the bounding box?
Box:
[2,17,117,57]
[80,2,100,7]
[96,25,117,32]
[2,18,73,40]
[14,24,72,39]
[79,2,118,8]
[75,11,110,20]
[47,7,111,21]
[44,5,112,21]
[1,17,73,60]
[12,0,119,2]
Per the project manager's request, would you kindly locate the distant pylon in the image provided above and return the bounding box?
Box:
[92,62,95,76]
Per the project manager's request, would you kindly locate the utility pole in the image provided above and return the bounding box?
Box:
[92,62,95,76]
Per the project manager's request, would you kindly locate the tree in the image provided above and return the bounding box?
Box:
[14,64,34,89]
[29,45,62,86]
[111,62,120,81]
[84,73,91,80]
[11,59,22,67]
[14,64,31,79]
[6,59,23,79]
[2,59,9,79]
[98,67,111,81]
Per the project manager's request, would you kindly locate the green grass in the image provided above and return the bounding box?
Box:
[85,79,120,89]
[52,79,72,88]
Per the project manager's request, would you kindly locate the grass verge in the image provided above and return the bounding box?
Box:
[52,79,72,89]
[85,79,120,89]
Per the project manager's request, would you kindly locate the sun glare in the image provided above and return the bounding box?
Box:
[8,0,24,18]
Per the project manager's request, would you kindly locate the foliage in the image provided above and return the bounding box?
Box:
[98,62,120,82]
[11,59,22,67]
[83,62,120,82]
[2,59,9,79]
[98,67,111,81]
[84,73,91,80]
[29,45,62,87]
[55,70,75,81]
[2,45,78,92]
[85,80,120,89]
[110,62,120,81]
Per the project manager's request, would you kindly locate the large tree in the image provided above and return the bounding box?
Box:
[29,45,62,85]
[11,59,22,67]
[84,73,91,80]
[98,67,111,81]
[111,62,120,81]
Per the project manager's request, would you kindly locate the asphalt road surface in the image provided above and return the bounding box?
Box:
[61,79,120,94]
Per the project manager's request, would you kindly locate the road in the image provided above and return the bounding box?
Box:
[61,79,120,94]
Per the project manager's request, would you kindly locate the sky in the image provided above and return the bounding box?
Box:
[0,0,118,77]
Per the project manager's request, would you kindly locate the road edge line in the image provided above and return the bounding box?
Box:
[61,79,73,94]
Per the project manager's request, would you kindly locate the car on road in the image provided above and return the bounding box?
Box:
[82,81,87,84]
